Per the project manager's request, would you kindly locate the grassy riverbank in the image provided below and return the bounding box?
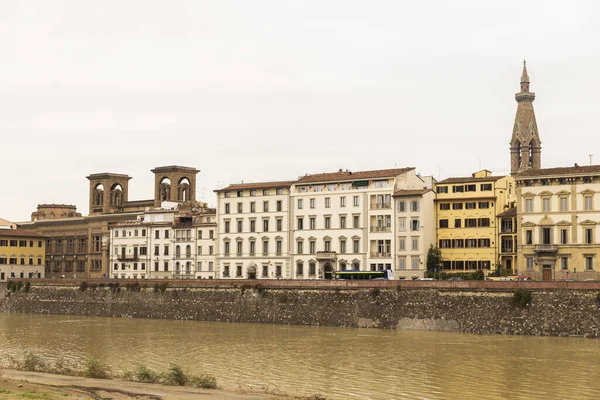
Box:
[0,351,327,400]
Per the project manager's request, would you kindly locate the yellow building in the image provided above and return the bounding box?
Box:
[435,170,515,274]
[0,229,46,280]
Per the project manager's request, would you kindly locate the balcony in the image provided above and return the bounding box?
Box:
[534,244,558,254]
[175,237,193,243]
[370,203,391,210]
[370,226,391,233]
[501,227,515,233]
[370,252,392,258]
[117,254,139,262]
[174,254,192,259]
[316,251,337,260]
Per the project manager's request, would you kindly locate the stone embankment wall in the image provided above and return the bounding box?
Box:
[1,280,600,337]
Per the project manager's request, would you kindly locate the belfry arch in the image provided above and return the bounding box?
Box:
[86,173,131,214]
[151,166,200,207]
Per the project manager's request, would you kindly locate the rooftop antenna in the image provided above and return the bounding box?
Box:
[590,154,594,165]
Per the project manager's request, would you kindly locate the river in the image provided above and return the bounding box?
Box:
[0,313,599,399]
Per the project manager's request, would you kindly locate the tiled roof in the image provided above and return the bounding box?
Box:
[437,176,505,184]
[393,189,432,197]
[515,165,600,178]
[0,229,46,238]
[215,180,295,192]
[296,167,414,184]
[497,207,517,217]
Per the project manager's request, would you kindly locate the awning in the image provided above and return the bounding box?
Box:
[351,180,369,187]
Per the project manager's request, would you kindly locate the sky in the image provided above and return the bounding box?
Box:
[1,0,598,222]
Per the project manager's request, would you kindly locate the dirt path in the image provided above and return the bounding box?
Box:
[0,369,284,399]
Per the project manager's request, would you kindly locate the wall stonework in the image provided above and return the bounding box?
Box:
[1,282,599,337]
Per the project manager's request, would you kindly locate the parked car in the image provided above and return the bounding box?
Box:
[515,276,532,281]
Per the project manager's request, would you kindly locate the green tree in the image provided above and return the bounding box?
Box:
[426,245,442,274]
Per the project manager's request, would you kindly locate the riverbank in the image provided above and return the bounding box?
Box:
[0,369,284,399]
[2,279,600,337]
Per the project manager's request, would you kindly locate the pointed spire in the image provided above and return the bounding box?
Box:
[521,59,529,83]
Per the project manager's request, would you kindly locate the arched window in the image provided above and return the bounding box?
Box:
[110,183,123,206]
[175,245,181,256]
[178,177,191,202]
[185,245,191,257]
[159,177,171,201]
[93,184,104,206]
[514,140,522,169]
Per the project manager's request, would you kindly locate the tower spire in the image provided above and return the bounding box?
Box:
[510,60,541,175]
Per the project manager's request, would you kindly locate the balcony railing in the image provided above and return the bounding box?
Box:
[316,251,337,260]
[174,254,192,259]
[370,252,392,258]
[534,244,558,253]
[370,226,391,233]
[117,254,139,261]
[501,227,515,233]
[370,203,391,210]
[175,237,193,242]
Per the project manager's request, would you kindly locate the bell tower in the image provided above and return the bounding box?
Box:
[151,165,200,207]
[510,60,541,174]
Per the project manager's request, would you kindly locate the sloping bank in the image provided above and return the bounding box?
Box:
[1,279,600,337]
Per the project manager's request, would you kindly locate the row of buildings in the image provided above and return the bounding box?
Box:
[2,62,599,281]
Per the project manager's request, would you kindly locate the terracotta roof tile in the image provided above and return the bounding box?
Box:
[392,189,432,197]
[0,229,46,238]
[437,176,505,184]
[515,165,600,178]
[497,207,517,217]
[296,167,414,184]
[215,180,294,192]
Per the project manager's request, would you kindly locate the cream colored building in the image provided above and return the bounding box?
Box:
[515,166,600,280]
[215,181,293,279]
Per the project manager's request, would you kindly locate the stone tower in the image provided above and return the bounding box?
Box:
[86,173,131,215]
[151,165,200,207]
[510,60,541,175]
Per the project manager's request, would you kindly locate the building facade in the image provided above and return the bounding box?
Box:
[0,229,46,281]
[497,207,517,274]
[435,170,516,274]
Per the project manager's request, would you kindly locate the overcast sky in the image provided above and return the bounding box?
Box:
[1,0,598,222]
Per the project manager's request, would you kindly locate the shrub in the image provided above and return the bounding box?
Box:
[189,373,218,389]
[84,358,111,379]
[158,282,168,294]
[276,293,289,303]
[22,351,46,372]
[512,289,532,309]
[163,364,188,386]
[8,281,17,292]
[125,282,141,292]
[108,283,120,293]
[16,281,23,291]
[126,364,160,383]
[370,288,381,298]
[23,282,31,292]
[6,280,12,290]
[79,281,88,292]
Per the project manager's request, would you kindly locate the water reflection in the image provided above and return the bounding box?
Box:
[1,313,599,399]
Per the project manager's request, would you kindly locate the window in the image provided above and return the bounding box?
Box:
[277,200,282,211]
[410,219,420,231]
[296,262,304,276]
[465,184,476,192]
[236,265,242,277]
[297,217,304,230]
[250,219,256,232]
[209,245,213,255]
[140,247,147,256]
[224,191,230,198]
[454,219,462,228]
[398,219,406,232]
[297,241,303,254]
[585,195,593,211]
[411,237,419,250]
[263,189,269,196]
[436,186,448,194]
[399,238,406,250]
[586,256,594,270]
[236,241,242,255]
[262,240,269,255]
[353,216,359,228]
[250,189,256,197]
[399,257,406,269]
[541,228,552,245]
[324,216,331,229]
[224,221,230,233]
[250,202,256,212]
[452,203,463,210]
[223,265,230,277]
[165,230,169,239]
[276,218,282,231]
[262,265,269,277]
[309,240,316,254]
[237,220,243,232]
[353,196,359,206]
[209,230,214,239]
[542,198,550,212]
[249,240,255,255]
[325,197,331,208]
[310,217,316,229]
[340,215,346,228]
[465,202,476,210]
[224,242,230,255]
[560,229,568,244]
[439,219,449,228]
[526,230,533,245]
[154,245,159,256]
[225,203,230,214]
[452,239,464,248]
[263,218,269,232]
[353,239,360,253]
[478,201,489,209]
[276,188,283,195]
[411,257,420,269]
[410,200,420,212]
[561,257,569,270]
[263,201,269,212]
[324,239,331,252]
[479,238,491,247]
[163,261,169,271]
[298,199,303,209]
[466,239,478,248]
[526,257,534,270]
[310,198,316,209]
[397,201,406,212]
[525,198,533,213]
[585,228,594,244]
[340,239,346,253]
[452,185,464,193]
[480,184,492,191]
[439,203,450,210]
[465,218,477,228]
[478,218,490,227]
[164,245,169,255]
[340,197,346,207]
[309,262,316,275]
[237,190,243,197]
[560,197,568,212]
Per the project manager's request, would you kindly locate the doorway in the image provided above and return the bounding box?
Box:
[323,263,334,280]
[542,265,553,281]
[247,265,257,280]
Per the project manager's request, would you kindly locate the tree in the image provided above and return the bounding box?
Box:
[426,245,442,274]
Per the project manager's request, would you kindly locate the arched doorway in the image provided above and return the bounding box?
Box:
[247,265,257,280]
[323,263,334,280]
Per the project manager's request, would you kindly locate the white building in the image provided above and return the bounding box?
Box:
[290,168,431,279]
[215,181,293,279]
[194,211,217,279]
